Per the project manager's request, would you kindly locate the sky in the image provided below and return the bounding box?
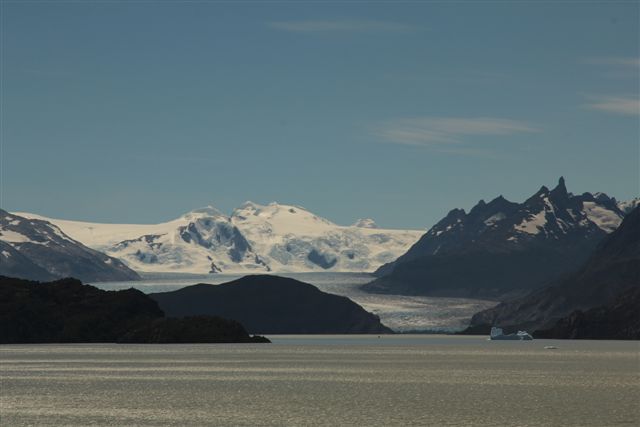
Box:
[1,1,639,229]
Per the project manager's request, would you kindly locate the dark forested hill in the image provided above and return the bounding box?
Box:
[151,275,392,334]
[0,276,267,343]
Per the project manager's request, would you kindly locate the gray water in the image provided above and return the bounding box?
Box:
[91,273,497,332]
[1,336,638,426]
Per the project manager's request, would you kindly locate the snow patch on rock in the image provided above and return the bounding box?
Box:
[483,212,506,227]
[514,210,546,235]
[582,201,623,233]
[0,229,33,244]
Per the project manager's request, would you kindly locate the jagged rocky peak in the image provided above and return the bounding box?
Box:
[550,176,568,198]
[423,208,466,238]
[468,200,488,217]
[516,177,627,236]
[487,195,518,210]
[353,218,378,229]
[592,192,614,203]
[468,196,518,220]
[535,185,550,196]
[445,207,466,220]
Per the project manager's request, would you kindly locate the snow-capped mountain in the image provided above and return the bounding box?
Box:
[0,210,140,282]
[365,178,629,298]
[230,202,420,272]
[18,203,423,275]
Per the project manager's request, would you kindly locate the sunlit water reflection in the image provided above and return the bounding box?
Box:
[1,336,638,426]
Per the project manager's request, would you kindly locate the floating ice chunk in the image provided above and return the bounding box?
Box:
[489,326,533,340]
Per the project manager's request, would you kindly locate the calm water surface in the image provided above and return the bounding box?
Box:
[91,273,497,332]
[1,336,638,426]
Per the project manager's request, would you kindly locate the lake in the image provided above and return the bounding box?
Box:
[90,272,497,332]
[1,336,638,426]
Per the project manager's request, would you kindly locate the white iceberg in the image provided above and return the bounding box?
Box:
[490,327,533,341]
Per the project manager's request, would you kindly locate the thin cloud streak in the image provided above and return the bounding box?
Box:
[267,20,417,33]
[584,57,640,68]
[584,96,640,116]
[375,117,539,147]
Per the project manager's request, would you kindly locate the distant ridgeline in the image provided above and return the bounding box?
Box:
[364,178,635,300]
[463,206,640,340]
[0,276,268,344]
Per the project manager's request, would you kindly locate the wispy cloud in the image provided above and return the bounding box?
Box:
[584,57,640,68]
[584,57,639,79]
[267,20,417,33]
[374,117,539,148]
[583,95,640,116]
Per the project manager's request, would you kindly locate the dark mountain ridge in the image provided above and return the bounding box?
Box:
[364,178,626,298]
[534,287,640,339]
[465,206,640,335]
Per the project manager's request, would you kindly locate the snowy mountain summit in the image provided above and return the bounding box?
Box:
[18,203,423,275]
[353,218,379,229]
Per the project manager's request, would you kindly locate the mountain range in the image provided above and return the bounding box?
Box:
[17,202,423,275]
[0,210,140,282]
[364,178,633,299]
[465,205,639,336]
[5,181,636,286]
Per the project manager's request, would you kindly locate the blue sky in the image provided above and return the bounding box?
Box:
[2,1,638,229]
